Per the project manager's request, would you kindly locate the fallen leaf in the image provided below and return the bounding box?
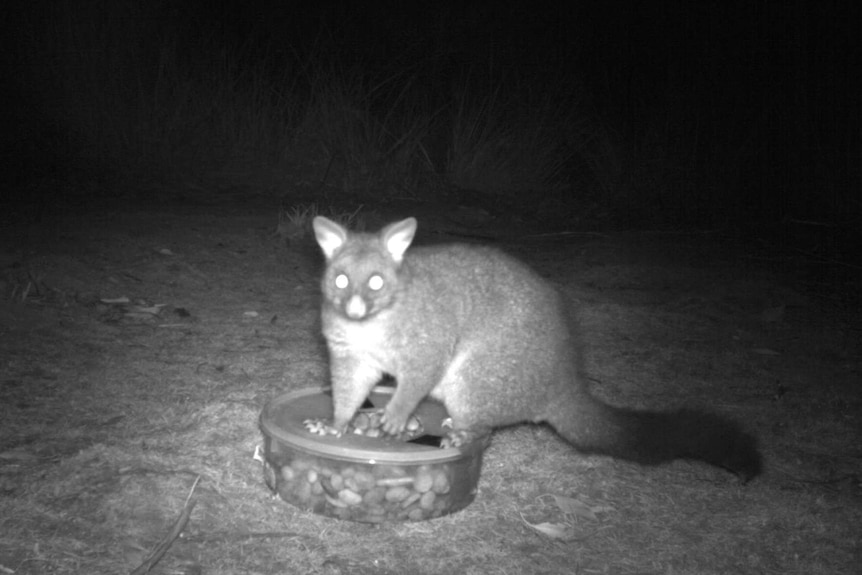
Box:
[520,513,573,539]
[0,449,38,462]
[550,494,598,520]
[752,348,781,356]
[101,296,131,304]
[129,304,166,315]
[760,304,785,323]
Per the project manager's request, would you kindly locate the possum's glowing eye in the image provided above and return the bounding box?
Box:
[335,274,349,289]
[368,275,384,291]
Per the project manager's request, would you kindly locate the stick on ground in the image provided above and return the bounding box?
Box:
[130,476,200,575]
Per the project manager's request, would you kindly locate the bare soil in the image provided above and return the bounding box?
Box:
[1,201,860,575]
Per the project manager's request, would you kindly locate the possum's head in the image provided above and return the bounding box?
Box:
[313,216,417,321]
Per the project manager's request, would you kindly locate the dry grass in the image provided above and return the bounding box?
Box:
[0,212,859,574]
[9,2,608,214]
[298,62,437,196]
[445,75,580,200]
[276,203,366,245]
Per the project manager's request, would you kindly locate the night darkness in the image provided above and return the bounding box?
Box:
[2,2,862,574]
[3,0,860,238]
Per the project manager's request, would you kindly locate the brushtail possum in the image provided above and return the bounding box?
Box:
[312,216,761,480]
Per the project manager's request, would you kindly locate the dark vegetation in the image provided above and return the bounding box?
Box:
[3,1,858,242]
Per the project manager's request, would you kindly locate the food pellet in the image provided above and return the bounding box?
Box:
[419,490,436,510]
[324,493,347,508]
[385,485,411,503]
[413,467,434,493]
[376,476,413,488]
[401,491,422,509]
[329,473,343,491]
[338,489,363,506]
[432,469,450,493]
[352,471,375,491]
[363,487,386,506]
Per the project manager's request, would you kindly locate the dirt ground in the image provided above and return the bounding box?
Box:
[1,201,860,575]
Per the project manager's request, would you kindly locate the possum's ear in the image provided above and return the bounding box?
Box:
[381,217,417,263]
[313,216,349,259]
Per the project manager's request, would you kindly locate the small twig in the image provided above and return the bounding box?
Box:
[130,476,200,575]
[521,230,611,239]
[180,531,305,543]
[21,281,33,302]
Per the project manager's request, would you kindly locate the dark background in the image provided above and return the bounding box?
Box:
[2,0,859,250]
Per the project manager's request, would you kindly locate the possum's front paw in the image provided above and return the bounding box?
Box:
[379,407,424,440]
[440,428,485,449]
[380,406,409,435]
[381,407,424,436]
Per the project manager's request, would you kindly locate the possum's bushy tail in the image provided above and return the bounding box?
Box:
[547,389,762,481]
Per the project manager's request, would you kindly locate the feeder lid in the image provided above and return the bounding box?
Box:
[259,387,482,464]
